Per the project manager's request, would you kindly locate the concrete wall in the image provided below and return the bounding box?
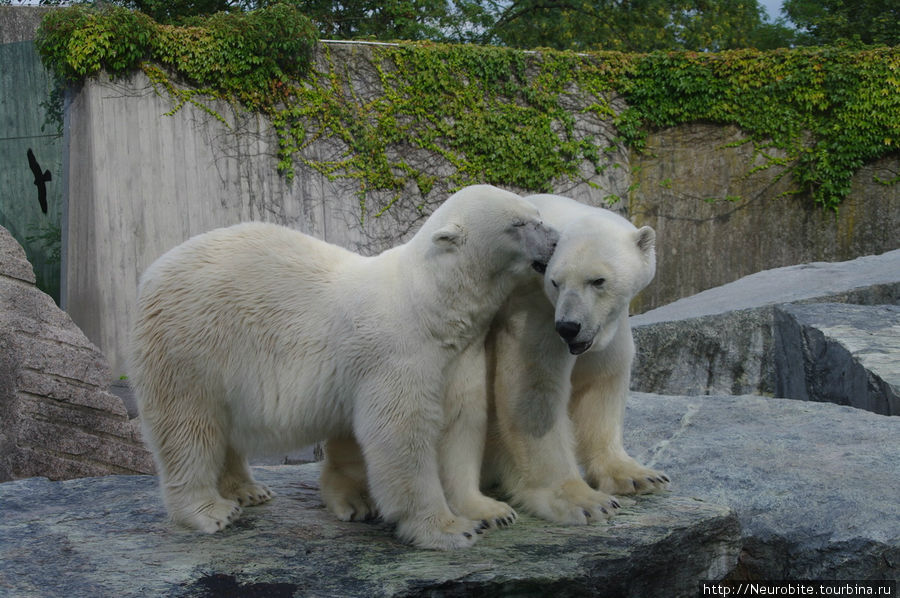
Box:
[628,124,899,313]
[0,6,50,44]
[62,46,627,376]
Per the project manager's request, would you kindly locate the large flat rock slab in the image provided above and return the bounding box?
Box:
[634,250,900,325]
[631,250,900,398]
[775,303,900,415]
[626,393,900,580]
[0,466,739,598]
[2,392,896,594]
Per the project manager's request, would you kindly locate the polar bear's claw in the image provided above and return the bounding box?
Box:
[516,478,618,525]
[226,482,274,507]
[177,497,243,533]
[451,494,518,531]
[587,458,671,496]
[397,514,484,550]
[494,513,517,528]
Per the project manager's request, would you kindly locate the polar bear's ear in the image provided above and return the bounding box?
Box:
[431,223,465,249]
[635,226,655,257]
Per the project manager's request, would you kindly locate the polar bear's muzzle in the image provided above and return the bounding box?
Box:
[555,320,594,355]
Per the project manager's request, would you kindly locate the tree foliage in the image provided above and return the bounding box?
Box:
[484,0,797,52]
[784,0,900,46]
[7,0,805,50]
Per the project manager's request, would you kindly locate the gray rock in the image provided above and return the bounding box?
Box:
[0,464,740,598]
[632,307,775,396]
[774,303,900,415]
[0,218,36,283]
[0,225,154,481]
[626,392,900,580]
[631,250,900,397]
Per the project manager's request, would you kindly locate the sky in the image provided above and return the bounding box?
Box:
[759,0,786,21]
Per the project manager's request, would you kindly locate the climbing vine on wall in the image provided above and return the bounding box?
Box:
[36,4,899,213]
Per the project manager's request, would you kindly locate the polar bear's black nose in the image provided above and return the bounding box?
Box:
[555,320,581,341]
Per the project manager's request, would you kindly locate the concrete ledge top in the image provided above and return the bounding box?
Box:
[632,249,900,325]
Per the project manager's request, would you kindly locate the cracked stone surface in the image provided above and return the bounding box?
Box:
[0,464,739,598]
[0,225,154,481]
[633,250,900,325]
[626,392,900,581]
[2,392,897,596]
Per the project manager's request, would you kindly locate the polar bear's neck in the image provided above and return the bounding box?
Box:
[392,242,520,349]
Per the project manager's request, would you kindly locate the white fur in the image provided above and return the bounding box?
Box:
[483,193,669,525]
[130,185,557,549]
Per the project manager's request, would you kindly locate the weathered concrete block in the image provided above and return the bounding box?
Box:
[0,219,35,283]
[631,250,900,397]
[631,307,773,396]
[0,465,740,598]
[0,6,51,44]
[630,124,900,315]
[774,303,899,415]
[626,393,900,580]
[0,225,154,481]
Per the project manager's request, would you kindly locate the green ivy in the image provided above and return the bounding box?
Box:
[37,3,317,102]
[615,47,900,208]
[36,5,899,213]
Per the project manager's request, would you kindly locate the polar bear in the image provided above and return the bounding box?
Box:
[129,185,558,550]
[482,193,669,525]
[321,194,668,527]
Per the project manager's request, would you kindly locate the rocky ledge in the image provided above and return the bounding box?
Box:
[2,391,897,597]
[0,462,738,598]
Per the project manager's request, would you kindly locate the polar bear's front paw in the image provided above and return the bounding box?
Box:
[222,482,274,507]
[177,497,243,533]
[396,514,483,550]
[516,478,620,525]
[453,494,518,529]
[586,457,670,496]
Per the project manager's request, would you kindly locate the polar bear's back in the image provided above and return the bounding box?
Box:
[140,222,354,294]
[136,223,356,347]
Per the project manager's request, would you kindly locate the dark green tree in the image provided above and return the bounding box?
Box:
[783,0,900,45]
[482,0,798,52]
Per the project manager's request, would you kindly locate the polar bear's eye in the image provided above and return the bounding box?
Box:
[590,278,606,289]
[551,279,559,289]
[511,220,527,228]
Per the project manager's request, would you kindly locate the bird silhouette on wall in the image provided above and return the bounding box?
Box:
[27,148,51,214]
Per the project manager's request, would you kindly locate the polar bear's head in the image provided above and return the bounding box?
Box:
[540,207,655,356]
[422,185,559,278]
